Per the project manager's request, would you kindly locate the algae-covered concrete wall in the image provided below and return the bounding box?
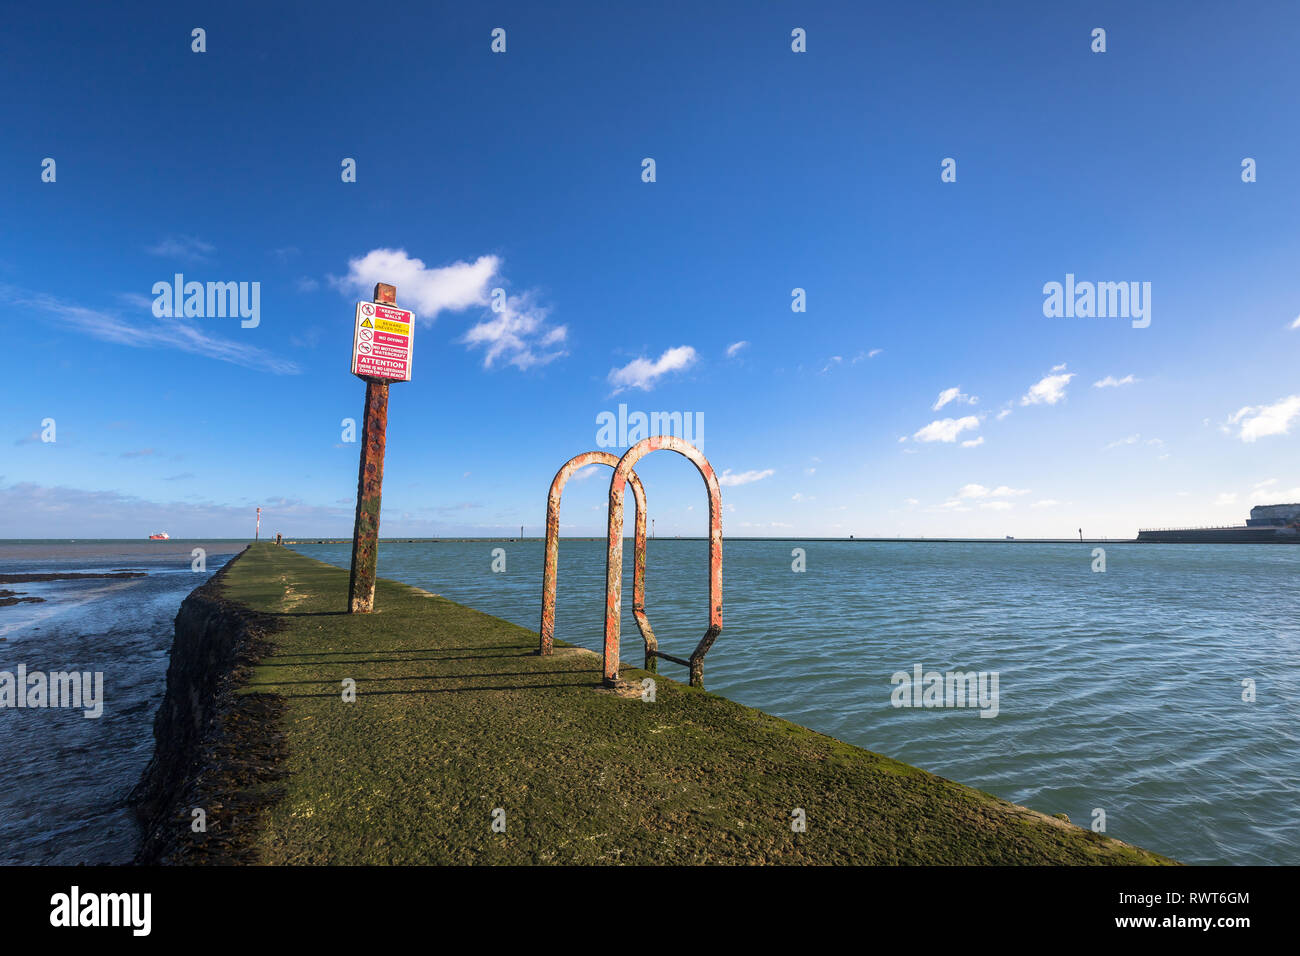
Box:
[131,548,285,864]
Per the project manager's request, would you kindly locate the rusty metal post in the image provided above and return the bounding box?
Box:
[539,451,653,663]
[603,436,721,688]
[347,282,397,613]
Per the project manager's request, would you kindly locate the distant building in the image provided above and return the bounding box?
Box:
[1138,503,1300,543]
[1246,503,1300,527]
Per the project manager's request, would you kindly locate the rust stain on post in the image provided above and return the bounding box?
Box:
[347,283,397,613]
[539,451,652,663]
[603,436,721,688]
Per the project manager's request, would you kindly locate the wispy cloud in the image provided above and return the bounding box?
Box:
[717,468,774,487]
[608,345,697,392]
[0,481,351,538]
[0,284,300,375]
[957,484,1029,500]
[461,289,567,370]
[725,340,748,358]
[147,235,215,262]
[1225,395,1300,442]
[933,386,978,411]
[1094,374,1137,388]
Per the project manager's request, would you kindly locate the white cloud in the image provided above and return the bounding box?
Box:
[336,248,564,369]
[1021,366,1075,406]
[1226,395,1300,442]
[147,235,214,261]
[961,437,985,448]
[725,340,749,357]
[996,406,1012,421]
[1030,499,1060,509]
[608,345,697,392]
[791,492,814,502]
[933,386,978,411]
[913,416,980,443]
[1290,314,1300,329]
[1105,434,1141,449]
[337,248,497,319]
[717,468,774,487]
[1094,374,1137,388]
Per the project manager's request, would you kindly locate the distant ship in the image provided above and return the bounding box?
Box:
[1138,504,1300,543]
[148,532,170,540]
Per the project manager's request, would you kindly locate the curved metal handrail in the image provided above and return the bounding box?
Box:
[603,436,721,687]
[539,451,656,667]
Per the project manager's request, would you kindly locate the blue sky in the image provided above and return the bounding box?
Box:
[2,1,1298,539]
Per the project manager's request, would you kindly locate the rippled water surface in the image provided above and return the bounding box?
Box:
[295,538,1300,865]
[0,541,239,864]
[3,538,1295,865]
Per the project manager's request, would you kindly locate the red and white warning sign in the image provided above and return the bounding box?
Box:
[351,301,415,381]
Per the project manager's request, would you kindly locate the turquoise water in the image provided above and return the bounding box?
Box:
[295,538,1300,865]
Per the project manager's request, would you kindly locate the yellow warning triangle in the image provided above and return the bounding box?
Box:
[360,318,373,328]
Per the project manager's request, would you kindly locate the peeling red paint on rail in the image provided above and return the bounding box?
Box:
[603,437,721,688]
[538,452,655,666]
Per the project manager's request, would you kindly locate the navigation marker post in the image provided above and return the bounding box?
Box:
[347,282,415,613]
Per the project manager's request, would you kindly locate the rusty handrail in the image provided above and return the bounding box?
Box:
[539,451,656,667]
[603,436,721,688]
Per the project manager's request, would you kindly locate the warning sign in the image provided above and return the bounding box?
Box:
[351,301,414,381]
